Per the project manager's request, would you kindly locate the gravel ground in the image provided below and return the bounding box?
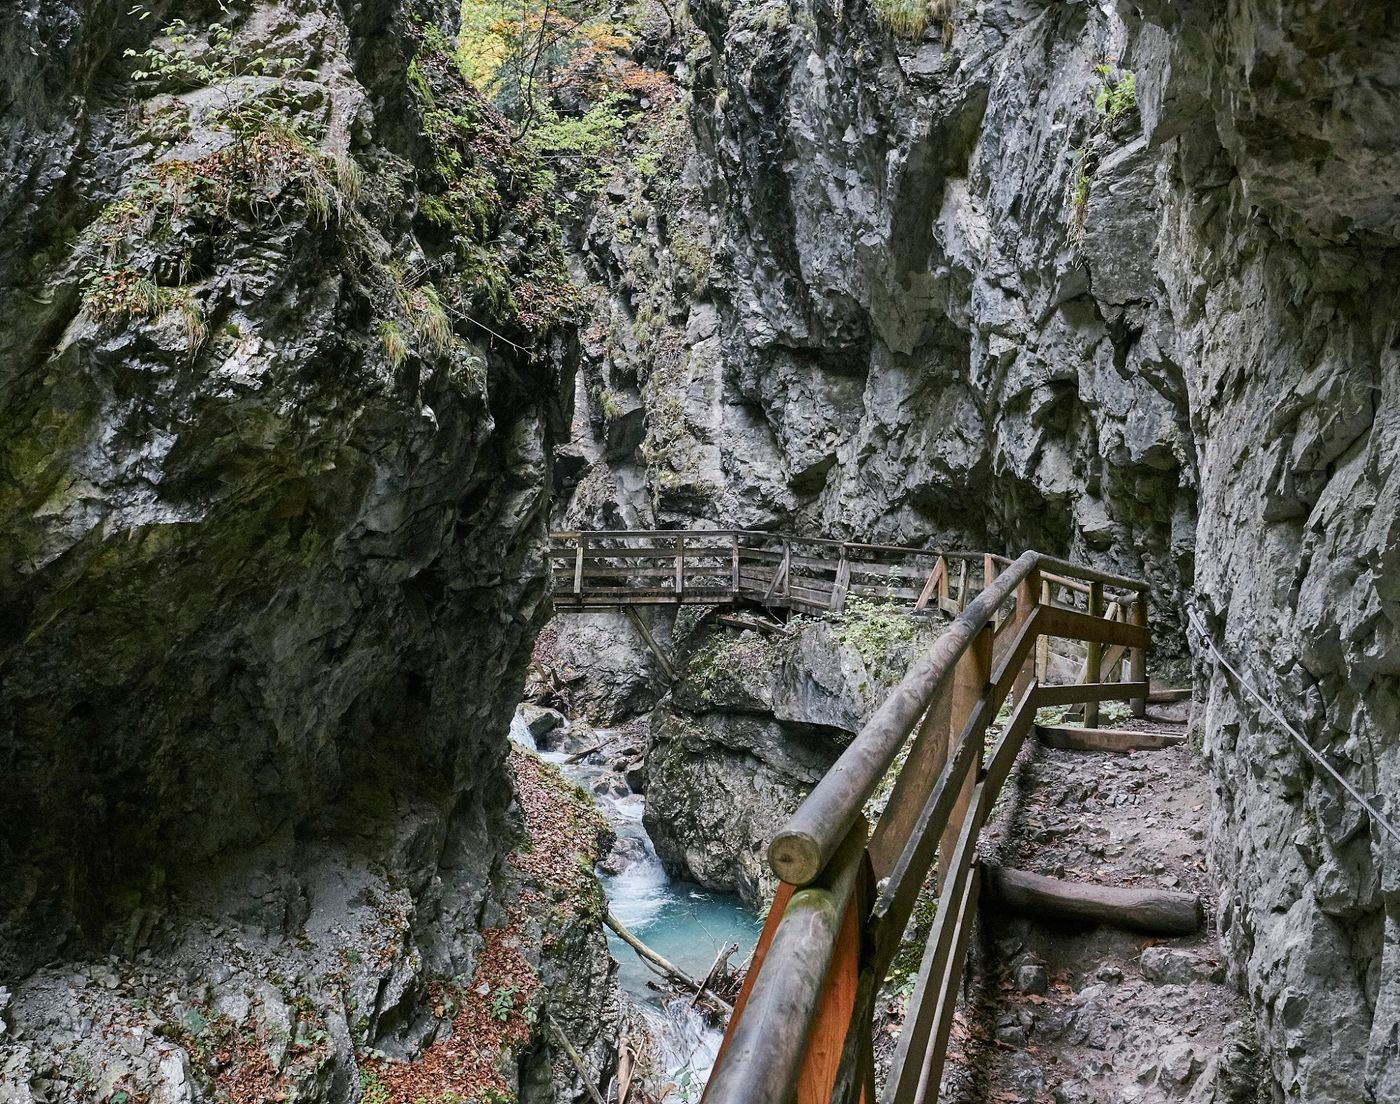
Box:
[933,727,1260,1104]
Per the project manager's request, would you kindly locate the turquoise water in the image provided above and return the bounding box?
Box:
[513,714,762,1083]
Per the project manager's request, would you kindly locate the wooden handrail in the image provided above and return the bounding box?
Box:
[698,543,1155,1104]
[766,552,1036,887]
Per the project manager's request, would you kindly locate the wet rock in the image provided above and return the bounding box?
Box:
[590,773,631,800]
[521,705,567,740]
[598,836,649,877]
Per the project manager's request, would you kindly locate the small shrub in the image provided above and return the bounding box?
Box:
[872,0,928,38]
[409,286,453,356]
[1093,65,1137,121]
[358,1070,389,1104]
[490,984,518,1022]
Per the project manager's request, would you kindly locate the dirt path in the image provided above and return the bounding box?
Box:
[938,721,1257,1104]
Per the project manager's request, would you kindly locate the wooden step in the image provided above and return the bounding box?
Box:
[1035,723,1186,753]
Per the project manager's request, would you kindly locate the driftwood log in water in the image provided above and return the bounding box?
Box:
[604,911,735,1016]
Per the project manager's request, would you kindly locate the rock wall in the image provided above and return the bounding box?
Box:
[646,610,934,908]
[0,0,619,1100]
[555,0,1400,1099]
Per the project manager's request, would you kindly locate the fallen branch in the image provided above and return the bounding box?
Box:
[689,941,738,1009]
[547,1014,608,1104]
[984,864,1202,936]
[604,911,734,1016]
[617,1036,636,1104]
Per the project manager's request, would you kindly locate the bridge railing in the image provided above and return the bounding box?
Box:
[700,550,1151,1104]
[548,530,1023,616]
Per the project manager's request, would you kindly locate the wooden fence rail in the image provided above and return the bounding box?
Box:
[689,548,1152,1104]
[548,531,1144,622]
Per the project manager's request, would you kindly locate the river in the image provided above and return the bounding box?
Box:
[510,713,760,1093]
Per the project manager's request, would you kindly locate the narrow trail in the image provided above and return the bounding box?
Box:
[939,710,1253,1104]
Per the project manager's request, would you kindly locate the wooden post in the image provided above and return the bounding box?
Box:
[936,555,949,611]
[833,546,851,613]
[1012,565,1039,698]
[1129,596,1148,717]
[939,624,992,886]
[955,559,969,613]
[731,533,741,597]
[1036,578,1051,681]
[573,535,586,597]
[1083,581,1104,729]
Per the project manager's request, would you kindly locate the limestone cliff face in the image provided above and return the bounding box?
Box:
[557,0,1400,1099]
[0,0,570,965]
[0,1,613,1101]
[646,613,933,909]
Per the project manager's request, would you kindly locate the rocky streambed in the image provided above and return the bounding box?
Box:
[510,708,760,1093]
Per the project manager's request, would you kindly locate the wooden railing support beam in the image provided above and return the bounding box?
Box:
[1083,581,1104,728]
[1129,596,1149,717]
[940,624,992,884]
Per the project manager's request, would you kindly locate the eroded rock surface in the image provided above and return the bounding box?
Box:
[0,1,614,1100]
[553,1,1400,1098]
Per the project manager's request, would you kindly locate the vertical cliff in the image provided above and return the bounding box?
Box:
[554,0,1400,1099]
[0,1,622,1100]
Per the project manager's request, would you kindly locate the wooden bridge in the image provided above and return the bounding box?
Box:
[549,532,1169,1103]
[550,529,1054,618]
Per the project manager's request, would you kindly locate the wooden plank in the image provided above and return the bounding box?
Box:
[731,534,741,594]
[868,683,953,879]
[1083,581,1104,729]
[908,870,981,1104]
[955,559,969,614]
[1148,688,1192,703]
[1129,597,1149,718]
[1037,606,1151,650]
[1035,724,1186,752]
[1032,681,1148,707]
[573,535,586,595]
[883,789,982,1104]
[548,545,737,560]
[1036,579,1051,679]
[832,550,852,613]
[1010,566,1039,700]
[1040,570,1092,595]
[983,865,1202,936]
[915,559,946,612]
[795,857,871,1104]
[940,625,990,884]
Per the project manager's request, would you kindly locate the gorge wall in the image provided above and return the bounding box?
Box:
[0,1,623,1101]
[554,0,1400,1100]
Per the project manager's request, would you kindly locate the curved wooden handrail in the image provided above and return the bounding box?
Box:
[697,544,1154,1104]
[767,552,1038,886]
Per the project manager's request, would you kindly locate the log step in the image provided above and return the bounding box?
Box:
[983,864,1203,936]
[1035,724,1186,753]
